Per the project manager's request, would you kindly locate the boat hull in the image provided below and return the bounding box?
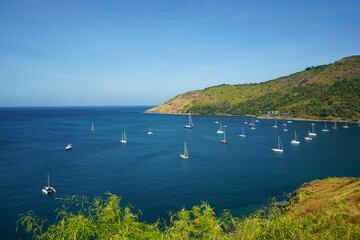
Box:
[185,125,193,129]
[220,140,228,144]
[291,140,300,144]
[179,154,188,159]
[272,148,283,152]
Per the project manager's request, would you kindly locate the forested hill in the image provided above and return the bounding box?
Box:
[146,55,360,121]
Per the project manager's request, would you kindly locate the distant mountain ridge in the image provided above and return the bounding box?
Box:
[146,56,360,121]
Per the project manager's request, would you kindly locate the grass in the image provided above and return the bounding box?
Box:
[18,177,360,239]
[147,55,360,121]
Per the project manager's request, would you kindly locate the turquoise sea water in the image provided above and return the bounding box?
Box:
[1,106,359,239]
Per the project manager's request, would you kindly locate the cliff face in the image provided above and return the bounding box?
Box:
[147,56,360,120]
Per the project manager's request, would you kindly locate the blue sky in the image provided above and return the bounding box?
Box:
[0,0,359,106]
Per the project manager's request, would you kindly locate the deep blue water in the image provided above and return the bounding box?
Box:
[0,106,359,239]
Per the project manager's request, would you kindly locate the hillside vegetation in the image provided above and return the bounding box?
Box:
[147,56,360,121]
[18,177,360,239]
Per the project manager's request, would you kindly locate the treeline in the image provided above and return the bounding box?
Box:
[188,78,360,120]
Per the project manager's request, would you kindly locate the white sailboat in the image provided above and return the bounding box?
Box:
[91,122,94,132]
[343,122,349,128]
[185,111,194,129]
[42,173,55,194]
[304,130,312,141]
[309,125,317,136]
[272,136,284,152]
[291,130,300,144]
[179,142,189,159]
[283,124,288,132]
[147,126,153,135]
[121,131,127,143]
[273,120,278,128]
[332,121,337,129]
[220,129,228,144]
[283,120,287,126]
[217,122,224,134]
[239,127,246,137]
[66,143,72,150]
[244,118,248,124]
[287,120,293,123]
[249,117,255,126]
[215,118,219,124]
[321,122,329,132]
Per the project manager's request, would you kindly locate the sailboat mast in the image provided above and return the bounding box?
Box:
[47,173,50,186]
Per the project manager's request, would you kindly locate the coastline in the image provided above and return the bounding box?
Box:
[144,110,360,123]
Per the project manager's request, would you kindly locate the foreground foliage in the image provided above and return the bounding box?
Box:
[18,177,360,239]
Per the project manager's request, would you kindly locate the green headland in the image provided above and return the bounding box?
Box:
[147,56,360,121]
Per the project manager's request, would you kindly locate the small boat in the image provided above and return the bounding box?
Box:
[343,122,349,128]
[321,122,329,132]
[185,111,194,129]
[91,122,94,132]
[121,131,127,143]
[42,173,55,194]
[251,126,256,130]
[239,127,246,137]
[215,118,219,124]
[255,119,260,123]
[291,130,300,144]
[65,143,72,150]
[220,129,228,144]
[272,136,283,152]
[332,121,337,129]
[309,125,317,136]
[249,117,255,126]
[179,142,189,159]
[304,131,312,141]
[287,120,292,123]
[147,126,153,135]
[273,120,278,128]
[283,124,288,132]
[283,120,286,126]
[244,118,248,124]
[217,122,224,134]
[311,123,316,126]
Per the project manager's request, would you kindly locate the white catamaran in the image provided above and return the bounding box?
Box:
[148,126,153,135]
[217,122,224,134]
[272,136,284,152]
[239,127,246,137]
[185,111,194,129]
[179,142,189,159]
[91,122,94,132]
[273,120,278,128]
[121,131,127,143]
[42,173,55,194]
[291,130,300,144]
[309,125,317,136]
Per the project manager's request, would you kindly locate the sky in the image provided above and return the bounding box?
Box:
[0,0,359,106]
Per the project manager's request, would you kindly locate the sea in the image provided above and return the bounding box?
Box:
[0,106,359,239]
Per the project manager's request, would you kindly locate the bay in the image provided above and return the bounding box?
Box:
[0,106,359,239]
